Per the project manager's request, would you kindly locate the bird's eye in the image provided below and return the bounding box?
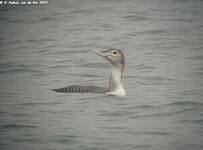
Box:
[113,51,117,54]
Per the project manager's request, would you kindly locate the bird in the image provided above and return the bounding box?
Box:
[53,48,126,97]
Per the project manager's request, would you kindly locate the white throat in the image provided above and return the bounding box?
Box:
[107,64,126,97]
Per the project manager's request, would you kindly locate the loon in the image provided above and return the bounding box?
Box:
[53,48,126,97]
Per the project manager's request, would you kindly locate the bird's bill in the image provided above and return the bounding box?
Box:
[93,48,109,57]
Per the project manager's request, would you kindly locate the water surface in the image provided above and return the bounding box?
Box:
[0,0,203,150]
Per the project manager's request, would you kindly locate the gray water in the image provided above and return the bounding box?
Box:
[0,0,203,150]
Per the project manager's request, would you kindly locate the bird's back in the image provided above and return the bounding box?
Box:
[53,85,107,93]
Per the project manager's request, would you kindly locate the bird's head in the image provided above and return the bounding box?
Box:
[94,48,125,67]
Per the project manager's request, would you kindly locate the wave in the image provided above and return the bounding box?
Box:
[177,119,203,125]
[123,15,148,21]
[2,124,37,129]
[77,62,107,69]
[167,101,203,107]
[0,68,44,74]
[129,108,195,119]
[19,101,61,106]
[138,131,172,136]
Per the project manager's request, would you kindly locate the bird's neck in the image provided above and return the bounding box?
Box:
[108,64,126,97]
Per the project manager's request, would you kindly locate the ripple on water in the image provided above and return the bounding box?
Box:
[176,119,203,125]
[0,62,45,75]
[69,10,95,15]
[167,101,203,107]
[65,73,102,78]
[48,135,78,144]
[11,138,42,143]
[188,55,203,60]
[38,17,53,22]
[123,15,149,22]
[125,104,156,110]
[49,49,89,55]
[2,124,37,129]
[137,29,166,35]
[76,62,108,69]
[0,68,44,75]
[137,131,172,136]
[129,108,196,119]
[19,101,61,106]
